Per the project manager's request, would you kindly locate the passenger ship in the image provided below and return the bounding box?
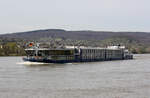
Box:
[23,43,133,63]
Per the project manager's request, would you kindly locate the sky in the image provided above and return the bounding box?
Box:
[0,0,150,34]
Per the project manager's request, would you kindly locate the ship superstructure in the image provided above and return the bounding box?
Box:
[23,43,133,63]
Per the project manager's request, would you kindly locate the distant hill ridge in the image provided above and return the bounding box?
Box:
[0,29,150,44]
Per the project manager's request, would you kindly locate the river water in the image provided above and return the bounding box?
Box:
[0,54,150,98]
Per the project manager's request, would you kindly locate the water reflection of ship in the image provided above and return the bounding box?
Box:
[23,43,133,63]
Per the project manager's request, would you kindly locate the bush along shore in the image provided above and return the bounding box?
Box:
[0,42,25,56]
[0,38,150,56]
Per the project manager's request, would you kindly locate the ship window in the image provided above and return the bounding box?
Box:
[26,50,35,56]
[47,50,74,55]
[38,53,42,56]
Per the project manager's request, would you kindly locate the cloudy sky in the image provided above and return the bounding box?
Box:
[0,0,150,34]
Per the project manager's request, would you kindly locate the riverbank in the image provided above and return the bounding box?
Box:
[0,41,150,56]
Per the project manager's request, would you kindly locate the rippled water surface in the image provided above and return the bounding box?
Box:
[0,54,150,98]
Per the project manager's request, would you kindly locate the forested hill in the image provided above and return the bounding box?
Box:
[0,29,150,44]
[1,29,150,55]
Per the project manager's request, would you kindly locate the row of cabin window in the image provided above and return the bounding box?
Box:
[82,53,105,57]
[82,56,103,60]
[80,49,123,55]
[105,50,123,54]
[66,56,74,60]
[33,50,74,56]
[106,53,123,56]
[81,49,105,54]
[82,55,105,60]
[106,55,123,58]
[82,53,123,57]
[82,55,123,60]
[81,50,105,56]
[51,56,74,60]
